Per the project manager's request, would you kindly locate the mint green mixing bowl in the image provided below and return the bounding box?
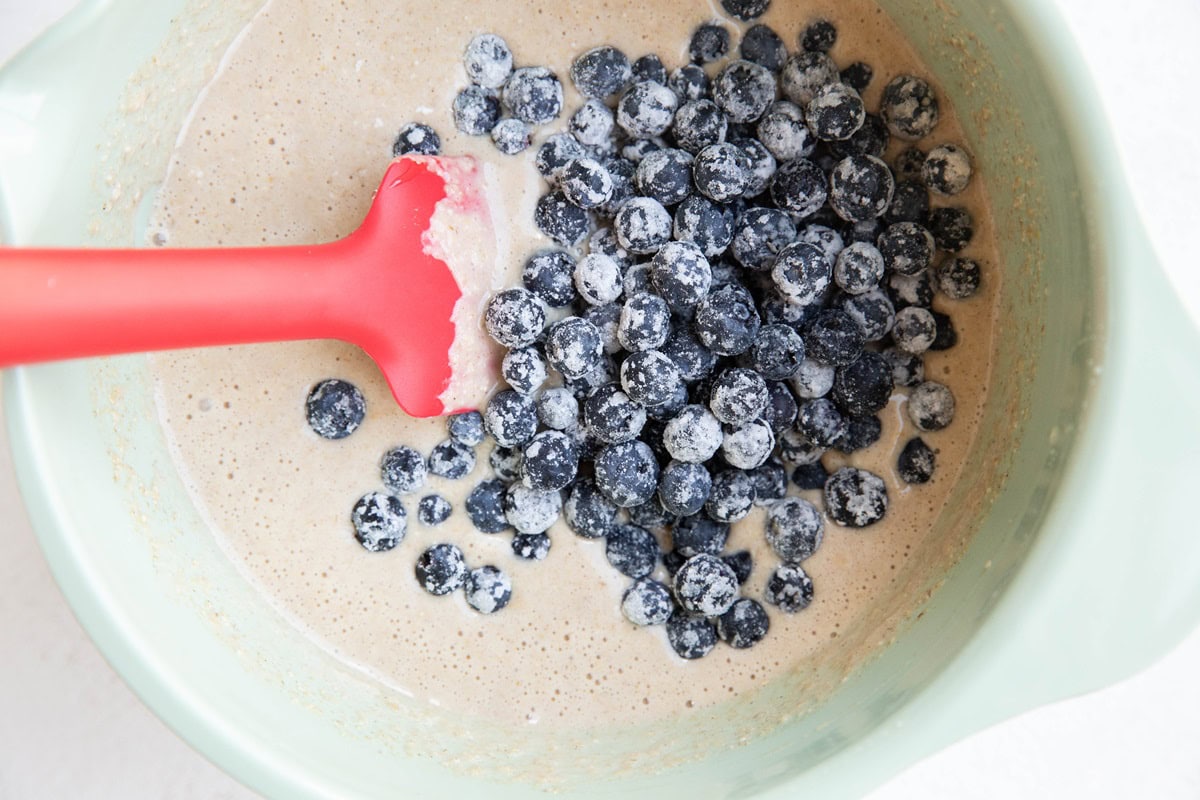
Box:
[4,0,1200,797]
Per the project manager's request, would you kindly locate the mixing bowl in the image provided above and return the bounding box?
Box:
[3,0,1200,797]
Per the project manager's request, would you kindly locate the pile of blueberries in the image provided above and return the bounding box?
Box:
[358,2,982,658]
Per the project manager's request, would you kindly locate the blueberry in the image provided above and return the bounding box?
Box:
[621,578,674,626]
[544,316,603,380]
[594,440,660,507]
[836,413,883,454]
[666,611,719,659]
[657,460,712,517]
[392,122,441,157]
[887,180,930,225]
[762,380,800,431]
[564,478,618,539]
[922,143,972,195]
[560,157,614,211]
[756,109,816,162]
[829,154,895,222]
[927,206,974,253]
[707,367,767,425]
[722,419,775,469]
[833,241,885,295]
[569,98,616,148]
[571,45,633,99]
[380,445,426,494]
[891,306,936,355]
[804,308,866,366]
[650,240,713,310]
[829,353,892,417]
[491,118,531,155]
[417,494,452,526]
[750,324,806,381]
[797,223,844,264]
[712,59,776,124]
[789,357,836,399]
[622,263,656,299]
[791,461,828,490]
[934,257,981,300]
[617,295,669,353]
[674,553,739,616]
[504,483,562,534]
[731,207,797,271]
[749,457,788,505]
[843,216,887,246]
[452,86,501,135]
[631,499,676,533]
[733,137,778,197]
[662,404,724,463]
[717,598,770,648]
[829,112,889,160]
[414,543,467,595]
[770,158,828,218]
[694,283,761,356]
[484,390,537,448]
[631,54,669,85]
[598,156,637,218]
[646,381,689,421]
[621,350,682,407]
[465,478,510,534]
[771,242,833,306]
[894,148,928,187]
[591,227,633,271]
[766,496,824,562]
[797,397,848,448]
[503,66,563,125]
[908,380,955,431]
[882,347,925,388]
[765,564,814,612]
[448,410,485,446]
[740,23,787,71]
[464,565,512,614]
[689,23,730,64]
[605,523,660,578]
[634,148,694,206]
[350,492,406,552]
[484,288,545,350]
[888,268,936,310]
[721,0,771,19]
[617,81,679,139]
[573,252,623,306]
[517,430,577,492]
[582,304,623,355]
[531,390,575,433]
[511,532,552,561]
[705,469,756,523]
[519,250,574,309]
[500,346,547,396]
[583,383,647,444]
[427,438,476,480]
[305,378,365,440]
[463,33,513,89]
[880,75,940,140]
[806,83,865,142]
[614,196,672,254]
[693,143,752,202]
[781,51,839,105]
[668,64,711,102]
[878,221,935,276]
[534,191,590,247]
[536,133,586,183]
[661,328,718,382]
[930,309,958,351]
[824,466,888,527]
[489,445,523,483]
[840,61,873,93]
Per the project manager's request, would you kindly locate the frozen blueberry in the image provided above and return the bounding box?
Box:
[831,351,894,416]
[594,440,660,507]
[510,532,551,561]
[936,257,981,299]
[834,241,886,294]
[887,180,930,224]
[922,143,972,195]
[622,263,656,299]
[765,564,814,612]
[667,611,718,659]
[484,288,545,350]
[536,133,586,183]
[801,17,837,51]
[770,157,828,218]
[674,553,739,616]
[908,380,955,431]
[564,478,618,539]
[531,389,576,432]
[501,346,547,396]
[762,380,800,431]
[452,86,501,135]
[733,137,777,197]
[750,324,806,381]
[893,148,928,184]
[657,460,712,517]
[560,158,614,211]
[731,207,797,271]
[927,206,974,253]
[772,241,833,306]
[836,413,882,453]
[392,122,441,157]
[797,397,847,447]
[749,457,788,505]
[829,112,889,159]
[930,309,958,351]
[417,494,452,526]
[583,303,623,355]
[484,390,537,448]
[829,154,895,222]
[534,191,590,248]
[615,293,669,352]
[789,357,836,399]
[503,66,563,125]
[464,565,512,614]
[605,523,660,578]
[621,350,682,407]
[544,316,603,381]
[892,438,936,489]
[693,143,752,202]
[797,223,844,265]
[791,461,828,490]
[380,445,426,494]
[740,23,787,71]
[668,64,710,101]
[571,45,633,99]
[690,23,730,64]
[581,383,645,444]
[573,252,623,306]
[670,196,731,260]
[672,100,728,155]
[614,196,672,254]
[721,419,775,469]
[631,53,669,85]
[663,404,724,463]
[717,598,770,648]
[806,83,865,142]
[634,148,694,206]
[596,154,636,218]
[647,241,712,317]
[721,551,754,586]
[414,543,467,595]
[709,368,768,425]
[892,306,937,355]
[504,483,562,534]
[351,492,406,552]
[712,59,776,124]
[446,411,485,447]
[617,81,679,138]
[781,51,839,105]
[305,379,365,440]
[721,0,771,20]
[804,308,866,366]
[766,496,824,562]
[521,250,575,308]
[694,283,761,356]
[824,466,888,527]
[646,381,689,421]
[622,578,673,626]
[882,347,925,388]
[427,439,476,480]
[491,118,531,155]
[661,328,718,382]
[878,221,935,276]
[463,33,513,89]
[880,75,940,140]
[705,469,757,523]
[465,478,510,534]
[489,448,523,486]
[756,109,815,162]
[840,61,873,93]
[566,99,614,148]
[888,268,936,310]
[843,216,887,246]
[518,430,577,492]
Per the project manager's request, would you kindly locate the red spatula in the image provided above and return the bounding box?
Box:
[0,155,497,418]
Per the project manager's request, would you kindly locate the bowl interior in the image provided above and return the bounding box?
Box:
[2,0,1098,796]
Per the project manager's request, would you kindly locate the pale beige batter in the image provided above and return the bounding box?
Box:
[150,0,1000,728]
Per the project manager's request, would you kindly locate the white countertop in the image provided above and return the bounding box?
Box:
[1,1,1198,797]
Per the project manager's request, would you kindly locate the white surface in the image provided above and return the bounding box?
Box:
[1,1,1198,798]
